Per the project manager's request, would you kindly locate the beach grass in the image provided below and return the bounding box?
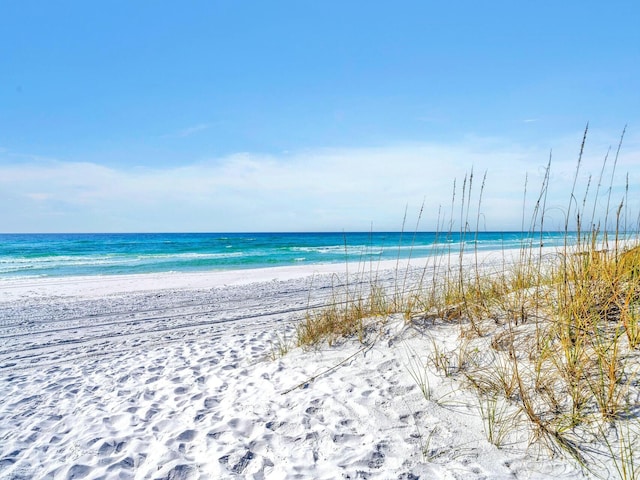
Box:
[296,126,640,476]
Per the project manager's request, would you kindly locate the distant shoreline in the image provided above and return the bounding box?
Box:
[0,231,578,279]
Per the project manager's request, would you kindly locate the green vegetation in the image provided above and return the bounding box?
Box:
[295,127,640,477]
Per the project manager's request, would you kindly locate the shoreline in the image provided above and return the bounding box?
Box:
[0,246,559,302]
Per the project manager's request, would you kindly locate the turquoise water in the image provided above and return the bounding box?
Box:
[0,232,574,278]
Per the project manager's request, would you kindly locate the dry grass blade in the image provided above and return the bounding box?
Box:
[295,127,640,475]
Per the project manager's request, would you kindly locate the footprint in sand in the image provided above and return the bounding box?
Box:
[193,409,212,423]
[98,439,127,456]
[144,407,159,421]
[367,441,388,469]
[66,463,91,479]
[157,463,197,480]
[219,450,257,475]
[176,430,197,442]
[227,418,254,437]
[143,389,156,401]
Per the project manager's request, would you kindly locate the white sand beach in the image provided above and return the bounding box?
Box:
[0,253,605,479]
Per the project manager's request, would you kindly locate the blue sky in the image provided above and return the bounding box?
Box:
[1,1,639,232]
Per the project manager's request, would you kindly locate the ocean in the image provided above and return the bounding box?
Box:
[0,232,574,279]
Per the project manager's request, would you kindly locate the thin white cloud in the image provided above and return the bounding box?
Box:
[1,135,638,233]
[163,123,212,139]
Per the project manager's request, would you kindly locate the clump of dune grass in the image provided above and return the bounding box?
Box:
[297,126,640,476]
[433,126,640,474]
[268,331,293,360]
[296,275,391,347]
